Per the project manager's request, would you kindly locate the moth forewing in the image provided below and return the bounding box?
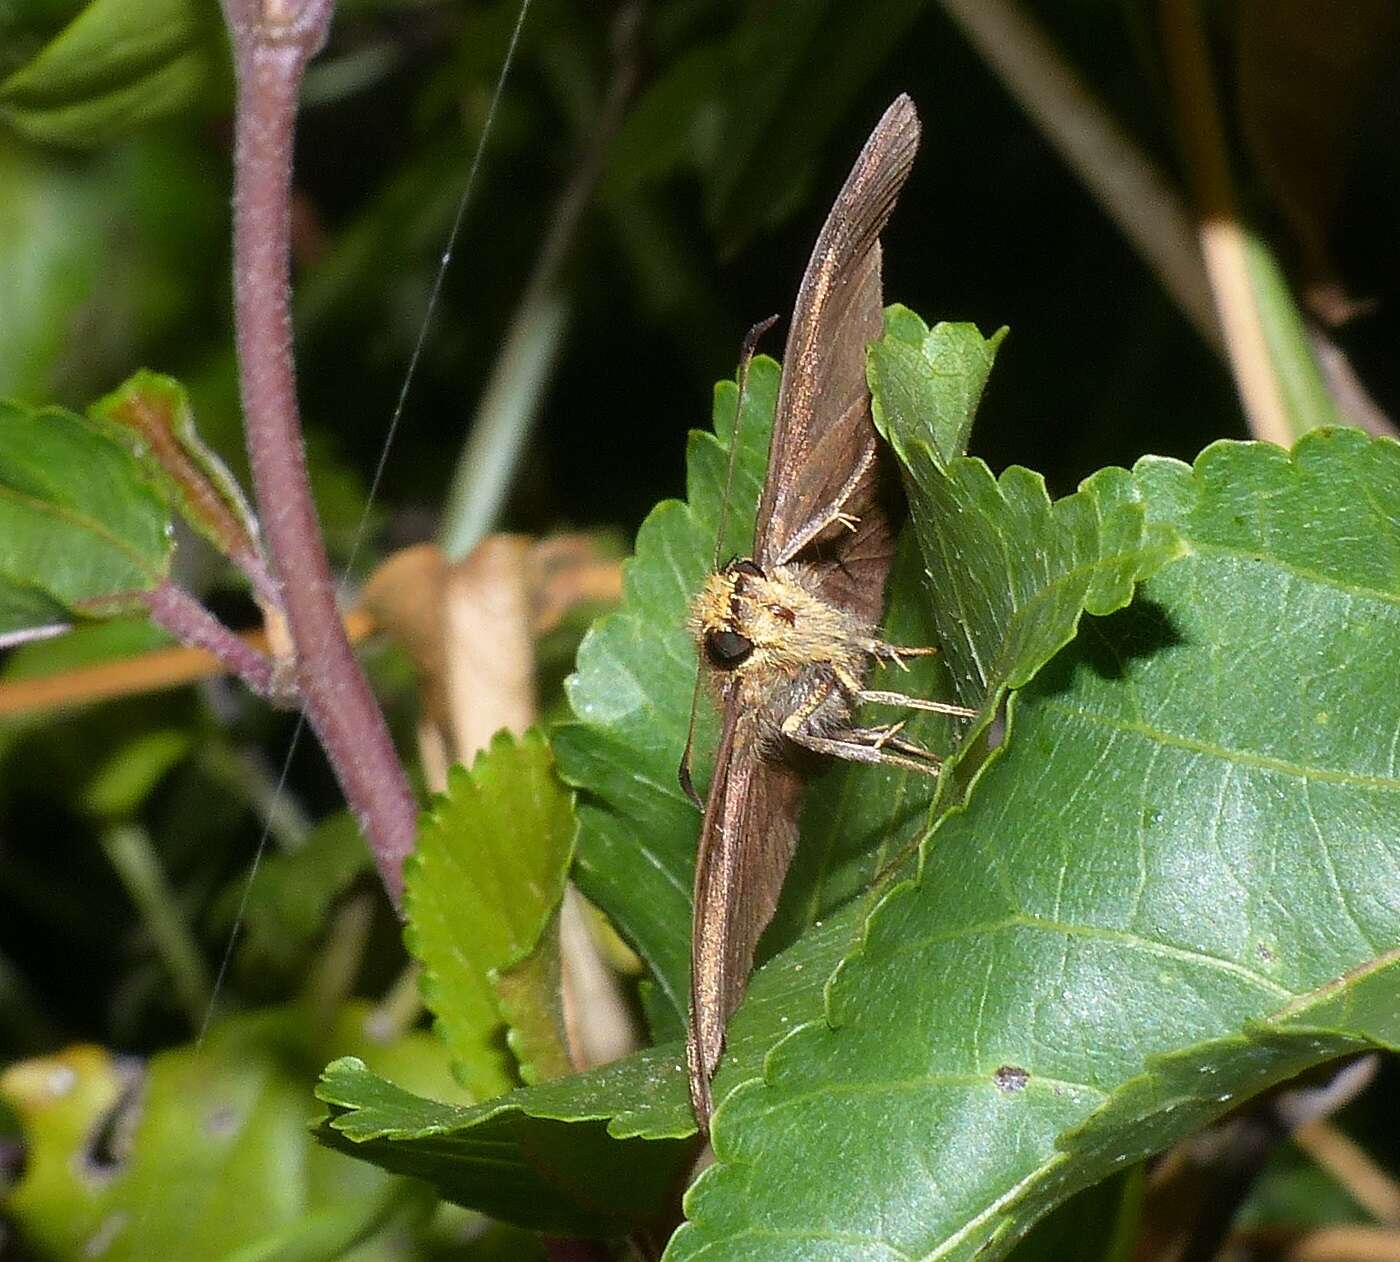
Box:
[684,93,973,1131]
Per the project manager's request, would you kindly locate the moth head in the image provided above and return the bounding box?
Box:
[689,558,813,676]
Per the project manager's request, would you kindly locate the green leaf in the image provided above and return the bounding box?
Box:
[314,1055,696,1239]
[311,889,873,1193]
[403,729,575,1100]
[0,0,225,147]
[872,312,1187,716]
[90,371,264,586]
[0,399,173,633]
[868,305,1007,466]
[667,428,1400,1261]
[81,727,191,818]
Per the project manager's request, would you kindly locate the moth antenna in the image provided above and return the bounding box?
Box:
[712,314,780,569]
[677,665,707,810]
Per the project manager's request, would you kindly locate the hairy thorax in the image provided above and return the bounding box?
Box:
[688,558,872,751]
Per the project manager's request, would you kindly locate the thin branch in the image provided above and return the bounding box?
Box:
[1279,1226,1400,1262]
[0,609,373,719]
[1293,1119,1400,1225]
[1229,1224,1400,1262]
[143,579,279,699]
[1159,0,1291,445]
[1307,326,1399,438]
[220,0,418,907]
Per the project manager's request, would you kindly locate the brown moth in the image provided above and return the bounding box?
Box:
[681,94,976,1129]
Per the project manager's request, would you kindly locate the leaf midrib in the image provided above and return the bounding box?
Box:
[1190,538,1400,608]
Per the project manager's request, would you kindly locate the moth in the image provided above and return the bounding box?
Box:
[680,94,977,1129]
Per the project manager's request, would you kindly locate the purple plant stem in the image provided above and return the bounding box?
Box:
[143,580,277,698]
[221,0,417,907]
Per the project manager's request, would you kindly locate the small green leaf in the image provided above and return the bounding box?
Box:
[0,399,173,633]
[90,371,264,586]
[868,306,1007,466]
[403,729,575,1100]
[308,876,895,1224]
[81,728,191,818]
[314,1055,695,1239]
[0,0,225,148]
[495,910,572,1086]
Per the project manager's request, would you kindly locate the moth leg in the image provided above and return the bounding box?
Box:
[865,719,907,748]
[787,724,945,778]
[857,688,978,718]
[781,690,944,777]
[780,678,843,742]
[847,721,945,761]
[771,443,879,565]
[862,640,941,672]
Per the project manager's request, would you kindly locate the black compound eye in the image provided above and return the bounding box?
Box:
[705,629,753,668]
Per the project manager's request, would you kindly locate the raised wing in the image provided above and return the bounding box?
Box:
[754,93,920,631]
[686,691,803,1128]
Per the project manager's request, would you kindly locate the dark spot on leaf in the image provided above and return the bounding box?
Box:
[85,1060,143,1179]
[1256,942,1276,964]
[993,1064,1030,1093]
